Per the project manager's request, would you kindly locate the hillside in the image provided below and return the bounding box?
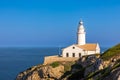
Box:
[16,43,120,80]
[101,43,120,60]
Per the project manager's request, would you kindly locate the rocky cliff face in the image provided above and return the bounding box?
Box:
[16,64,65,80]
[16,55,120,80]
[16,44,120,80]
[103,67,120,80]
[79,56,104,77]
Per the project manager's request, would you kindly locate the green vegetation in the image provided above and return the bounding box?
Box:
[101,43,120,60]
[112,63,120,70]
[66,63,85,80]
[116,59,120,63]
[50,62,60,68]
[85,67,110,80]
[58,61,75,79]
[63,61,75,72]
[86,62,120,80]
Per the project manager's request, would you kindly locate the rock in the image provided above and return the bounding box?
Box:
[16,55,120,80]
[103,67,120,80]
[26,71,41,80]
[16,72,25,80]
[95,59,103,70]
[16,63,65,80]
[39,65,64,79]
[82,56,104,76]
[48,65,64,79]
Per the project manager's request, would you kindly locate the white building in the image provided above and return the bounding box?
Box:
[62,20,100,57]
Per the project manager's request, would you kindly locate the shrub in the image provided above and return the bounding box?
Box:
[101,43,120,60]
[50,62,60,68]
[63,62,75,72]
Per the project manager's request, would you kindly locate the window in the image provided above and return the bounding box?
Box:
[73,47,75,49]
[66,53,69,57]
[79,53,81,57]
[72,53,75,57]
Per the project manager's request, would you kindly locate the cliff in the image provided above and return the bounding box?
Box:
[16,43,120,80]
[16,61,75,80]
[101,43,120,61]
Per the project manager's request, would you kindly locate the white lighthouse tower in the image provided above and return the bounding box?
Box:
[77,20,86,45]
[62,20,100,58]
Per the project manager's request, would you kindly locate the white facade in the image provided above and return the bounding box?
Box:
[77,21,86,45]
[62,20,100,57]
[62,44,100,57]
[62,45,83,57]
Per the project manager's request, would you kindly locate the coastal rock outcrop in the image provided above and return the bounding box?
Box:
[16,56,120,80]
[39,65,64,79]
[16,65,64,80]
[26,71,41,80]
[16,43,120,80]
[103,67,120,80]
[80,56,104,77]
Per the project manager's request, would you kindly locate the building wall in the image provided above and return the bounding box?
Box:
[87,51,96,55]
[62,45,84,57]
[96,43,100,53]
[62,44,100,57]
[44,55,79,65]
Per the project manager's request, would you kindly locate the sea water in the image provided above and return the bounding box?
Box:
[0,47,108,80]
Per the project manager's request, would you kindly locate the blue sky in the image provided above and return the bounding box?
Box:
[0,0,120,47]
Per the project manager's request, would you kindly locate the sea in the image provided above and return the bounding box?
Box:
[0,47,109,80]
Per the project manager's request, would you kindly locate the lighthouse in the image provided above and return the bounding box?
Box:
[62,20,100,57]
[77,20,86,45]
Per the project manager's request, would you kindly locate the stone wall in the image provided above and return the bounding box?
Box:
[43,55,79,65]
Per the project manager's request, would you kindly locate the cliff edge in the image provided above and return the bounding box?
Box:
[16,43,120,80]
